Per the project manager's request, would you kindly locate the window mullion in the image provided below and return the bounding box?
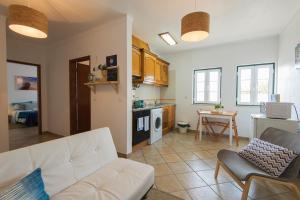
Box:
[193,72,197,103]
[251,67,257,105]
[269,67,274,97]
[205,71,209,103]
[218,72,221,103]
[237,69,240,104]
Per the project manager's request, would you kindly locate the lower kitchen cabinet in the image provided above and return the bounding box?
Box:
[163,105,176,134]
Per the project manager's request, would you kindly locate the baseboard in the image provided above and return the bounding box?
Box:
[182,129,250,140]
[132,140,148,152]
[41,131,63,137]
[117,152,128,158]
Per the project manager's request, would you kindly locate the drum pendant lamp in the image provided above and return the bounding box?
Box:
[8,4,48,39]
[181,0,210,42]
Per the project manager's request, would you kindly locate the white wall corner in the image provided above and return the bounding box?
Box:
[126,14,133,154]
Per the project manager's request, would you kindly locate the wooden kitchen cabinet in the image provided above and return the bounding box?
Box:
[162,105,176,134]
[142,49,156,84]
[161,63,169,86]
[162,107,169,134]
[155,60,162,85]
[132,35,150,50]
[168,105,175,130]
[132,46,142,77]
[155,58,169,86]
[132,35,169,86]
[157,58,169,86]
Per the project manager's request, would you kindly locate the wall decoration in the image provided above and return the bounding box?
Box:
[15,76,38,90]
[296,43,300,69]
[106,55,117,67]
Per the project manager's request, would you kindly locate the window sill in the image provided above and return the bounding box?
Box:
[193,102,221,105]
[236,104,261,107]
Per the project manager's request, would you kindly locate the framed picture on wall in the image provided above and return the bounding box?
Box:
[296,43,300,69]
[15,76,38,90]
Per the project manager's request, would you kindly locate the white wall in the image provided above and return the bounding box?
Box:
[278,9,300,116]
[161,69,176,100]
[0,15,9,152]
[6,36,48,131]
[134,84,160,100]
[7,62,37,104]
[162,36,278,138]
[47,16,132,154]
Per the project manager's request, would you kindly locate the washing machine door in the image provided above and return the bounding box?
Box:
[154,116,162,131]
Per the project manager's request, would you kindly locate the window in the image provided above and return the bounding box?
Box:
[236,63,275,105]
[193,68,222,104]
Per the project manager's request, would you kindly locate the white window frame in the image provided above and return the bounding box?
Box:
[236,63,275,106]
[193,68,222,104]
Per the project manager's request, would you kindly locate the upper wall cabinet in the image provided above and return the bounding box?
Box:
[132,35,169,87]
[132,35,150,50]
[132,46,142,77]
[157,58,169,86]
[142,49,156,84]
[155,59,162,85]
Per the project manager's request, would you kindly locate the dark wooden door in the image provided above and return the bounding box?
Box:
[76,63,91,133]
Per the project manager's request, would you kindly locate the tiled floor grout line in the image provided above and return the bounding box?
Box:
[153,138,235,200]
[131,132,296,200]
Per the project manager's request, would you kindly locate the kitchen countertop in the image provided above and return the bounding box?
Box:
[132,103,175,112]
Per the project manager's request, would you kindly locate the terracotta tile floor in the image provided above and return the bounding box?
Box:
[129,131,298,200]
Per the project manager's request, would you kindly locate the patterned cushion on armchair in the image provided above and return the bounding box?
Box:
[238,138,298,177]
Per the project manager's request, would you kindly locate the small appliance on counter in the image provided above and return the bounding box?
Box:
[133,100,144,109]
[265,102,293,119]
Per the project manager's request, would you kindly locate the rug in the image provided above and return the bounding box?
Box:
[145,188,183,200]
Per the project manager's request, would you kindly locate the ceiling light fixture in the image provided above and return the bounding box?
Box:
[8,4,48,39]
[181,0,210,42]
[159,32,177,46]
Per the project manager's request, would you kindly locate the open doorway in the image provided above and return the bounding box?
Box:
[69,56,91,135]
[7,60,42,150]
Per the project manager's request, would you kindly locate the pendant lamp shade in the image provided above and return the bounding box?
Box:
[8,5,48,39]
[181,11,210,42]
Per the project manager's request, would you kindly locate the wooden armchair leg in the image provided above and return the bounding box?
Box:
[290,184,300,199]
[195,117,200,140]
[214,160,220,179]
[241,179,252,200]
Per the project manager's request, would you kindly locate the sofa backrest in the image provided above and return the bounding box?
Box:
[260,127,300,154]
[0,127,118,196]
[260,127,300,178]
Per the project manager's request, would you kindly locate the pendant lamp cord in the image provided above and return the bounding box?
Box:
[194,0,197,10]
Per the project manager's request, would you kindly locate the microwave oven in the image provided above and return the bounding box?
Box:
[265,102,293,119]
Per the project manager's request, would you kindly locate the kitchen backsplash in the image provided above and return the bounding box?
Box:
[133,84,160,100]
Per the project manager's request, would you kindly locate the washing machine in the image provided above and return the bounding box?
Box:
[149,108,163,144]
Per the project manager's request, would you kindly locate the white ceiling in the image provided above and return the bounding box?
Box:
[0,0,123,43]
[1,0,300,53]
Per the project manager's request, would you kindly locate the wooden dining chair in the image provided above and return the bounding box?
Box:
[196,110,214,140]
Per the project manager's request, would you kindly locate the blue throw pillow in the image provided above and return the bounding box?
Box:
[0,168,49,200]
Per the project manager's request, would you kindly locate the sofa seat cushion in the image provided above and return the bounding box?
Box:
[52,158,154,200]
[217,149,269,181]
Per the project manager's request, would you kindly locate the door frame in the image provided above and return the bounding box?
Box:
[7,59,43,135]
[69,56,91,135]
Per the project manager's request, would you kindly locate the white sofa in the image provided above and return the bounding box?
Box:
[0,128,154,200]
